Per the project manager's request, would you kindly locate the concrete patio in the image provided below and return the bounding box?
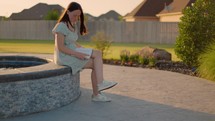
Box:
[1,53,215,121]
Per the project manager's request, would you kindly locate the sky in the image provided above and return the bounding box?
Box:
[0,0,143,17]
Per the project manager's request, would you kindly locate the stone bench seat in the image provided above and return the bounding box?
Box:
[0,59,80,118]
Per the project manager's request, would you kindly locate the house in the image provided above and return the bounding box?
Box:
[156,0,196,22]
[10,3,64,20]
[123,0,196,22]
[123,0,173,22]
[96,10,122,21]
[9,3,121,21]
[84,10,122,22]
[85,13,96,22]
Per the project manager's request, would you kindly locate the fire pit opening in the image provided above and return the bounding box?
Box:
[0,56,48,69]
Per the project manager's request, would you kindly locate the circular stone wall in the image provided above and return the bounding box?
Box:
[0,56,80,118]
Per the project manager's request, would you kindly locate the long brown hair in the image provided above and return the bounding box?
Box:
[58,2,87,35]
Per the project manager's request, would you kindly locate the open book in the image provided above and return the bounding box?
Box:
[75,48,92,59]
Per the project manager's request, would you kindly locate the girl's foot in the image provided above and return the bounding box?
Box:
[98,80,117,91]
[92,93,111,102]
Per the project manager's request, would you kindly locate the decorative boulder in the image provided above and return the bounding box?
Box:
[153,48,171,61]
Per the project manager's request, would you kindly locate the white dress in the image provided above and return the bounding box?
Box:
[52,22,92,75]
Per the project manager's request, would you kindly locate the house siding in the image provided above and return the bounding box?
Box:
[159,14,183,22]
[125,17,159,22]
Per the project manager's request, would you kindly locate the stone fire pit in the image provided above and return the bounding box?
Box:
[0,55,80,118]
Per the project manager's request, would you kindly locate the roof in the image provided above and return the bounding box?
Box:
[158,0,196,15]
[125,0,173,17]
[97,10,122,21]
[10,3,64,20]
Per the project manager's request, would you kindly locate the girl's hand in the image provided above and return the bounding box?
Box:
[75,42,82,48]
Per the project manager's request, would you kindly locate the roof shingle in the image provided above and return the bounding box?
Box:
[158,0,196,15]
[10,3,64,20]
[126,0,173,17]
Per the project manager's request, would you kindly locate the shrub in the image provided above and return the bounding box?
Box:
[44,10,60,20]
[148,57,157,67]
[120,50,130,64]
[129,54,139,64]
[138,46,154,59]
[137,47,153,65]
[91,32,112,57]
[174,0,215,66]
[139,56,149,65]
[197,43,215,81]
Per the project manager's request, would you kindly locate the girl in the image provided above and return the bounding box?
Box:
[52,2,117,102]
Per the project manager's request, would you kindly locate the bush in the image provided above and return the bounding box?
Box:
[197,43,215,81]
[91,32,112,57]
[44,10,60,20]
[120,49,157,66]
[148,57,157,67]
[174,0,215,66]
[120,50,130,64]
[139,57,149,65]
[129,54,139,64]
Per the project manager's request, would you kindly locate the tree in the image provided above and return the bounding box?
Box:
[174,0,215,66]
[44,10,60,20]
[91,32,112,57]
[0,16,9,21]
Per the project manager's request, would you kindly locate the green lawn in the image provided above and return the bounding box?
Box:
[0,39,54,54]
[0,39,180,61]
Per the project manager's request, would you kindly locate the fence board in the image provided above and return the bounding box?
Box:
[0,20,178,44]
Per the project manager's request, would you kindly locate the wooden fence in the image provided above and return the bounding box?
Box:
[0,20,179,44]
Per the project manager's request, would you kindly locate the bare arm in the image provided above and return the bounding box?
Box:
[55,33,88,60]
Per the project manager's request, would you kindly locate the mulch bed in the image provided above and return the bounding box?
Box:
[103,59,197,77]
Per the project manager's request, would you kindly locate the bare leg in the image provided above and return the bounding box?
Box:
[84,50,104,96]
[91,70,99,95]
[91,50,104,84]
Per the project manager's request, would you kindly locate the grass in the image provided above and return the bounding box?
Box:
[197,44,215,81]
[80,41,179,61]
[0,39,54,54]
[0,39,180,61]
